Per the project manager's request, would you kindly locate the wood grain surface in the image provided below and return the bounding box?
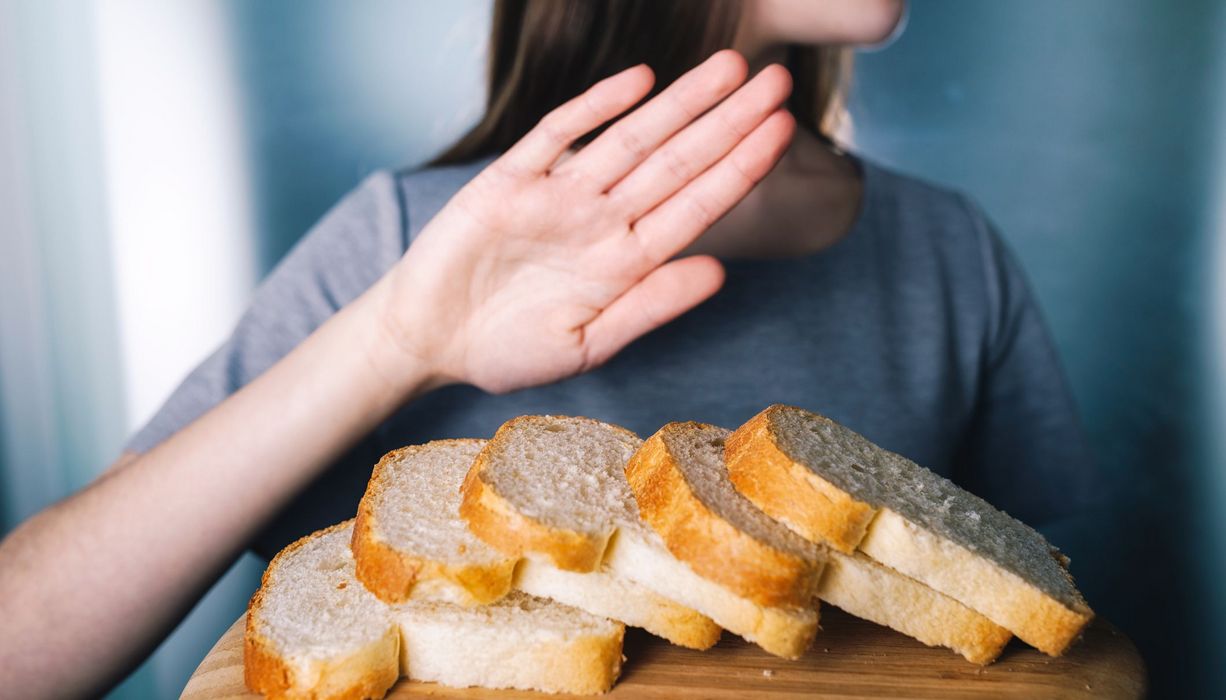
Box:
[181,608,1145,699]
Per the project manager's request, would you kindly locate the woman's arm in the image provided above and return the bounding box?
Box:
[0,50,795,698]
[949,200,1109,527]
[0,280,435,698]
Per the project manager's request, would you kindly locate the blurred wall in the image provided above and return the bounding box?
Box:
[851,2,1225,696]
[224,0,489,273]
[1,1,1222,698]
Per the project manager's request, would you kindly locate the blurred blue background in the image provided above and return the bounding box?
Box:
[1,0,1222,697]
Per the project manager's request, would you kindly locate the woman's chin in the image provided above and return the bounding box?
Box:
[753,0,908,47]
[849,0,908,46]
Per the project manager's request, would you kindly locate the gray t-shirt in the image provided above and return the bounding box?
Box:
[127,154,1104,559]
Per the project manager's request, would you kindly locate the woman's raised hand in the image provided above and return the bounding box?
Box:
[380,50,794,394]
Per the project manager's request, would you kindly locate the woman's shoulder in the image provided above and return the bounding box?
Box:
[852,154,1010,281]
[851,155,1028,320]
[856,155,993,241]
[303,155,495,262]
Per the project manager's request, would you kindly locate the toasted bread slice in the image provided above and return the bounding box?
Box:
[461,415,812,658]
[726,404,1093,656]
[247,521,624,696]
[352,440,516,606]
[245,522,401,700]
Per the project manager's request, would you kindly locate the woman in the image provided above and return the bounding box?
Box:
[0,1,1104,697]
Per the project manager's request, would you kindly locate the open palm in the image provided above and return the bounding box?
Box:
[384,50,795,394]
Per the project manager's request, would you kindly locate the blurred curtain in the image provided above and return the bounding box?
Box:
[1,1,263,697]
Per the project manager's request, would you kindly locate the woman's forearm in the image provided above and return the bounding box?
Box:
[0,273,438,699]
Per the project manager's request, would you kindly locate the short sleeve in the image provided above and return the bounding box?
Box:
[124,171,408,455]
[951,199,1111,528]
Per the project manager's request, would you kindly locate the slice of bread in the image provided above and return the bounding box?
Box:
[820,550,1012,665]
[616,421,823,659]
[725,404,1093,656]
[624,421,825,609]
[246,521,625,696]
[461,415,810,658]
[357,431,719,649]
[395,590,625,695]
[459,416,722,650]
[628,421,1009,664]
[245,522,401,700]
[351,440,516,606]
[512,558,722,650]
[460,415,644,573]
[604,525,818,659]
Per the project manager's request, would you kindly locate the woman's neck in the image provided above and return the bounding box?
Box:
[678,127,862,260]
[673,36,863,261]
[665,27,863,260]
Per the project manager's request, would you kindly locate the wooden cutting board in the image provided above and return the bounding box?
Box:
[181,607,1145,699]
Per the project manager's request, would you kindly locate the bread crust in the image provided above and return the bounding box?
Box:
[459,422,610,572]
[625,423,824,609]
[560,629,627,694]
[749,607,821,660]
[725,407,877,554]
[244,623,400,700]
[351,443,515,605]
[245,522,400,700]
[244,587,295,697]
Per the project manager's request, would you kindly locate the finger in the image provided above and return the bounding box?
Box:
[610,64,792,221]
[631,109,795,266]
[581,255,725,370]
[551,50,748,192]
[496,64,655,177]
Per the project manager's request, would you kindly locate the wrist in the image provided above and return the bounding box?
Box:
[354,273,456,401]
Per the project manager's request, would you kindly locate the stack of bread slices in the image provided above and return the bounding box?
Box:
[244,405,1093,698]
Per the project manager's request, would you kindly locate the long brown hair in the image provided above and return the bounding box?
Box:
[430,0,851,166]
